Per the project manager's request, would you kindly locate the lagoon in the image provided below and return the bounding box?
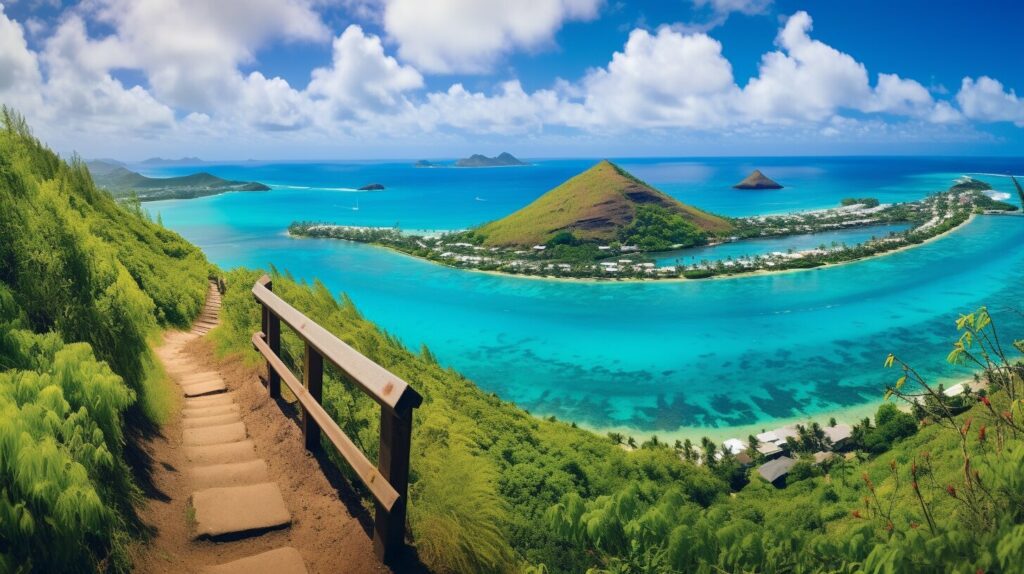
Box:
[146,157,1024,434]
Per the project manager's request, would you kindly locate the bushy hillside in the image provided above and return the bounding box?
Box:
[474,160,733,246]
[0,109,211,571]
[211,266,1024,573]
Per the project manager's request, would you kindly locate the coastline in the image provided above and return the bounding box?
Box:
[572,369,980,446]
[292,213,979,285]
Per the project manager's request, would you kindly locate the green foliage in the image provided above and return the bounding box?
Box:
[212,268,728,573]
[840,197,881,207]
[618,205,707,251]
[0,110,211,571]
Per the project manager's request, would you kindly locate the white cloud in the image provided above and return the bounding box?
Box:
[693,0,771,16]
[0,6,44,113]
[579,27,736,129]
[86,0,329,110]
[382,0,602,73]
[956,76,1024,127]
[421,80,579,134]
[308,25,423,119]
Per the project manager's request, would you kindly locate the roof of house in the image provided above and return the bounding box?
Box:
[722,438,746,454]
[824,424,853,443]
[813,451,834,464]
[758,456,796,483]
[757,442,783,456]
[735,452,754,466]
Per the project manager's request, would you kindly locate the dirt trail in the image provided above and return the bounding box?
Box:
[133,282,386,574]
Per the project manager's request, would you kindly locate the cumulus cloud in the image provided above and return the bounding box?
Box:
[308,25,423,119]
[956,76,1024,127]
[693,0,772,15]
[579,27,736,128]
[382,0,602,73]
[86,0,329,110]
[0,6,44,112]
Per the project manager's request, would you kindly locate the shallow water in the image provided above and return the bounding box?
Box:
[146,157,1024,432]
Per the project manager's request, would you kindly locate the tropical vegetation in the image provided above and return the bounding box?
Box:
[0,109,211,571]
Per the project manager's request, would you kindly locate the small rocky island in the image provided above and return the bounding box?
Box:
[455,152,526,167]
[358,183,385,191]
[414,160,435,167]
[734,169,783,190]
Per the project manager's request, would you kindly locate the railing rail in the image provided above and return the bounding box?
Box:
[250,275,422,562]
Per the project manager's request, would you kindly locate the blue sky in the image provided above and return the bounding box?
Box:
[2,0,1024,159]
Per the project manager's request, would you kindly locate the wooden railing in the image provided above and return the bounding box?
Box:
[250,275,422,562]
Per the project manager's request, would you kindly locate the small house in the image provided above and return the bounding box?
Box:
[757,456,796,487]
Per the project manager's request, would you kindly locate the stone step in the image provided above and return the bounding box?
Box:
[189,459,270,490]
[182,413,242,429]
[183,422,247,447]
[203,547,307,574]
[183,404,240,419]
[192,482,292,539]
[186,440,259,466]
[182,380,227,397]
[185,393,236,408]
[177,371,223,384]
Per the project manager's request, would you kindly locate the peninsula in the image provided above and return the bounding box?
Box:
[289,162,1016,280]
[87,160,270,201]
[455,152,527,167]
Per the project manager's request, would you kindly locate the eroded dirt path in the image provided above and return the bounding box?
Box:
[134,283,386,574]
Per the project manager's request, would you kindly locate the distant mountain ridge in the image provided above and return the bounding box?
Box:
[141,156,204,166]
[455,152,526,167]
[474,160,733,246]
[86,160,269,201]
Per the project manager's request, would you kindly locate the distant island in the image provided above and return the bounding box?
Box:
[290,163,1016,280]
[455,152,526,167]
[358,183,386,191]
[414,160,435,168]
[141,156,204,166]
[734,169,783,190]
[87,160,269,201]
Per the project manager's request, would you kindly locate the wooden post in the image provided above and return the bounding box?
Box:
[303,342,323,451]
[264,279,281,399]
[373,406,413,562]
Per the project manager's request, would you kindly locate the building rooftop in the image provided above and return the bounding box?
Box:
[758,456,796,484]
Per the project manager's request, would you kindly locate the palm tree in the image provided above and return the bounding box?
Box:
[682,439,697,462]
[831,455,852,486]
[701,437,718,467]
[607,432,624,445]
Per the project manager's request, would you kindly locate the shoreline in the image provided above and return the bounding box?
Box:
[569,369,979,445]
[292,213,979,285]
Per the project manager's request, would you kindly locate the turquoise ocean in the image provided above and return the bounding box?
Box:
[145,157,1024,434]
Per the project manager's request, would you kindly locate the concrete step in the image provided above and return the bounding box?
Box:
[189,459,270,490]
[186,440,259,466]
[192,482,292,539]
[183,404,240,418]
[203,547,307,574]
[182,380,227,397]
[183,422,247,447]
[185,393,236,408]
[182,413,242,429]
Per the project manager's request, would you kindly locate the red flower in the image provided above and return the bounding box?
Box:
[961,417,973,434]
[852,510,862,519]
[912,480,919,492]
[980,395,992,408]
[910,521,920,529]
[946,485,957,497]
[978,425,987,442]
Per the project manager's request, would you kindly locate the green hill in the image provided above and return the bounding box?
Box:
[475,160,733,247]
[1,109,211,572]
[86,160,269,201]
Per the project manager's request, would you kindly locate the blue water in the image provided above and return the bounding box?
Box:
[145,157,1024,432]
[653,223,911,266]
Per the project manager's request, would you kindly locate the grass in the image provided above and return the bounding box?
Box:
[475,160,733,246]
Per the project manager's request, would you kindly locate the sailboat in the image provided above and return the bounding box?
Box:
[351,199,360,211]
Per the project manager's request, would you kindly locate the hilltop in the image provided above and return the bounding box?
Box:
[474,160,733,247]
[455,152,526,167]
[87,160,269,200]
